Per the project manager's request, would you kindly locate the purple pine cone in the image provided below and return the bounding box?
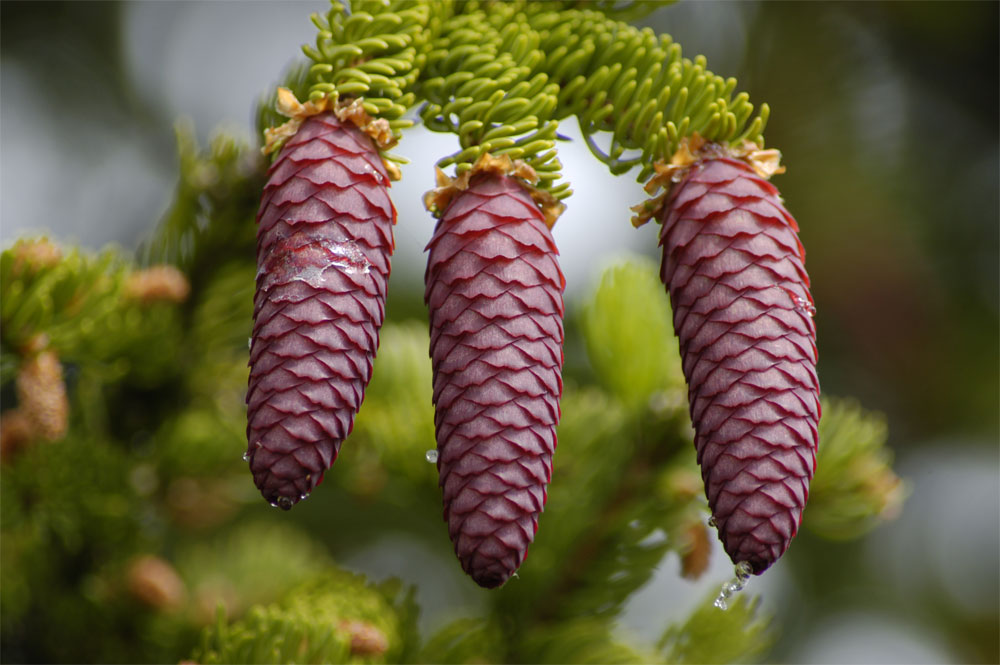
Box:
[425,173,565,588]
[659,156,820,573]
[247,112,395,509]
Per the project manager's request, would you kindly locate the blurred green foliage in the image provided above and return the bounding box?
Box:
[659,593,772,664]
[581,259,686,412]
[808,398,908,541]
[195,572,419,664]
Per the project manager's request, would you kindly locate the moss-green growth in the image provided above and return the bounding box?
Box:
[1,239,127,356]
[174,521,336,623]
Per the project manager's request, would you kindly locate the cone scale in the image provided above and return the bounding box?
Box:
[247,112,395,509]
[658,156,820,573]
[425,173,565,588]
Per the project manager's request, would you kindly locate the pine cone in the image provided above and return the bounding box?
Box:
[425,173,565,588]
[658,156,820,573]
[247,112,395,509]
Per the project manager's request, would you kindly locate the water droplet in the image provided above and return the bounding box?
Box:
[425,449,438,463]
[275,496,294,511]
[298,493,310,502]
[795,297,817,318]
[247,337,252,349]
[775,286,817,319]
[714,561,753,611]
[242,452,250,462]
[707,515,718,528]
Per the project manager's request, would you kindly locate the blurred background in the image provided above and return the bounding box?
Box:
[1,1,997,663]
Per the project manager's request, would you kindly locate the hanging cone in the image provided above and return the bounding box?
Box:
[425,172,565,588]
[247,112,395,509]
[658,156,820,574]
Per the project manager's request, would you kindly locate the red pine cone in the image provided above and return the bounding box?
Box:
[658,156,820,573]
[247,112,395,509]
[425,173,565,588]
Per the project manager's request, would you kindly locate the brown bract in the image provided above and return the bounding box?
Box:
[263,88,400,179]
[632,134,786,228]
[423,152,566,230]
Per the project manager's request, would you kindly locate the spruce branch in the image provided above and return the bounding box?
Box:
[303,1,434,134]
[562,0,672,23]
[139,124,263,279]
[192,570,416,664]
[519,616,657,664]
[659,591,773,664]
[527,6,768,182]
[418,5,567,200]
[270,0,769,204]
[1,239,126,354]
[1,238,189,397]
[346,322,437,489]
[806,397,907,540]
